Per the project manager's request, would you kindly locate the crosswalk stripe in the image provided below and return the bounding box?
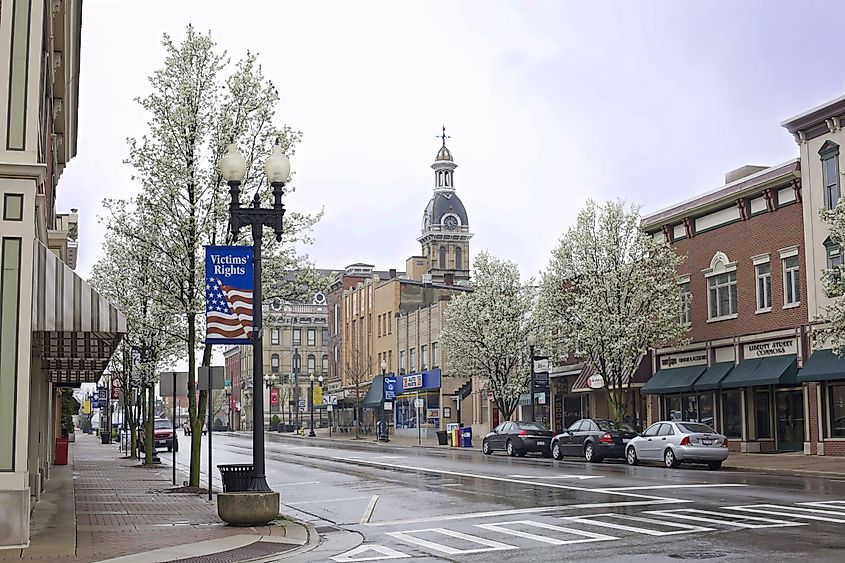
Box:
[644,508,806,529]
[561,513,713,535]
[724,505,845,523]
[386,528,517,555]
[797,501,845,511]
[476,520,618,545]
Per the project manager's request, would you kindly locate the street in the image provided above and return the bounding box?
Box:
[162,433,845,562]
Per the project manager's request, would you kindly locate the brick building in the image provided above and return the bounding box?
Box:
[642,160,809,453]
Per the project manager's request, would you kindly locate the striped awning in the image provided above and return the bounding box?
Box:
[31,241,127,385]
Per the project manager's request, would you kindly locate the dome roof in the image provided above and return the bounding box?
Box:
[435,145,453,162]
[422,191,468,232]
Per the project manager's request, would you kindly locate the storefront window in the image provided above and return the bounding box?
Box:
[723,391,742,438]
[698,394,714,428]
[664,394,714,426]
[755,390,772,439]
[829,384,845,438]
[665,396,682,421]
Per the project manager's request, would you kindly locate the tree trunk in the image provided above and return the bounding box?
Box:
[187,311,203,487]
[494,396,516,421]
[144,384,154,464]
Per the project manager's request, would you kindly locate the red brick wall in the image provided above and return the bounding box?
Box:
[670,201,807,343]
[808,382,819,454]
[823,440,845,456]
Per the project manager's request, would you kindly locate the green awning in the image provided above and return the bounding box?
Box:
[693,362,735,391]
[797,349,845,382]
[641,365,707,395]
[361,376,384,408]
[720,355,798,389]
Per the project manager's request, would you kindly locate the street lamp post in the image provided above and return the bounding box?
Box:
[308,373,320,437]
[219,141,291,492]
[528,334,537,423]
[263,374,278,430]
[224,382,232,431]
[380,360,389,442]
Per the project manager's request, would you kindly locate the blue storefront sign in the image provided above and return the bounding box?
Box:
[396,368,442,394]
[384,376,397,401]
[205,246,254,345]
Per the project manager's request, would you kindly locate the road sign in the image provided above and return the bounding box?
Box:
[383,376,397,401]
[414,398,424,408]
[197,366,225,390]
[323,395,338,405]
[92,398,99,409]
[327,405,333,413]
[298,398,306,413]
[383,401,393,411]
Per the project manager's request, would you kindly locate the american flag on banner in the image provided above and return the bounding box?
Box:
[206,278,253,341]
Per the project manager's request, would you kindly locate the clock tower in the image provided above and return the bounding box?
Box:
[418,130,472,284]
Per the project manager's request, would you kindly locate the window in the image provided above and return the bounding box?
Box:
[722,391,742,439]
[829,384,845,438]
[333,303,339,335]
[410,348,417,372]
[3,194,23,221]
[292,329,301,346]
[657,423,675,436]
[439,246,447,269]
[783,255,800,306]
[271,328,280,345]
[378,315,382,337]
[0,238,21,470]
[307,354,316,372]
[307,328,316,346]
[322,355,329,373]
[755,390,772,439]
[293,353,301,371]
[679,282,691,325]
[821,141,841,210]
[825,238,843,270]
[432,342,440,367]
[421,345,428,369]
[388,312,392,334]
[400,351,407,373]
[455,246,462,270]
[322,328,329,345]
[388,350,392,371]
[708,271,737,319]
[568,420,583,432]
[270,354,280,373]
[642,423,661,437]
[755,262,772,311]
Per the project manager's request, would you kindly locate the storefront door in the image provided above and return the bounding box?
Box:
[775,389,804,452]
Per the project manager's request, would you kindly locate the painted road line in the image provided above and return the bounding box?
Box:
[723,504,845,523]
[644,508,806,529]
[277,481,321,487]
[508,474,602,480]
[476,520,618,545]
[331,544,411,562]
[287,496,373,505]
[365,499,687,528]
[597,484,748,492]
[797,500,845,510]
[387,528,517,556]
[360,495,380,524]
[562,513,713,536]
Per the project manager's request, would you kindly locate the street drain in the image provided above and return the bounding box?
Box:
[167,541,296,563]
[668,552,727,560]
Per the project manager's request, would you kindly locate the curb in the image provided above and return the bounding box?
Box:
[272,522,321,561]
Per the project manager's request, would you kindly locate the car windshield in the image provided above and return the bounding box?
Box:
[596,420,636,432]
[516,422,549,431]
[154,420,172,430]
[677,422,716,434]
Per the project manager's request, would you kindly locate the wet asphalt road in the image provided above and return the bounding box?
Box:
[162,433,845,562]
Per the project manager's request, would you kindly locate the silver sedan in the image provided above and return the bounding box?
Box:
[626,421,729,470]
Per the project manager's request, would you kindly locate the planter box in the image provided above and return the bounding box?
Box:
[67,433,76,443]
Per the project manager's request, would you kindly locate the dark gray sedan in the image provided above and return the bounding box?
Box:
[551,419,638,462]
[482,421,554,457]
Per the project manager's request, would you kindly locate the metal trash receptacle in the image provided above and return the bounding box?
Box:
[54,438,69,465]
[436,430,448,445]
[217,464,255,492]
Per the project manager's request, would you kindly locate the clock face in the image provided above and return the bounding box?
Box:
[444,216,458,230]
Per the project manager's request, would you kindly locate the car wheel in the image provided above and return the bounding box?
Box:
[506,440,515,457]
[664,448,680,468]
[483,439,492,455]
[552,442,563,460]
[626,446,639,466]
[707,461,722,471]
[585,443,602,463]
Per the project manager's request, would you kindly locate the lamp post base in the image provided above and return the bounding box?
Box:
[247,476,272,492]
[308,429,316,437]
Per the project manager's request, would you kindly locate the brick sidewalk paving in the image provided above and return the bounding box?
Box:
[0,434,309,563]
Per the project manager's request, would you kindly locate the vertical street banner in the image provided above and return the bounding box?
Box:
[205,246,254,345]
[270,389,280,407]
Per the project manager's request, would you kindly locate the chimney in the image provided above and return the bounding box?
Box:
[444,273,454,286]
[389,268,397,279]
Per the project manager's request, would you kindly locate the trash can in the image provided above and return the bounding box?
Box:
[100,431,110,444]
[436,430,448,445]
[217,464,255,492]
[54,437,69,465]
[460,427,473,448]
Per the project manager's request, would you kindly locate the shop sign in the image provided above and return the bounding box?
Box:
[426,408,440,419]
[384,401,393,411]
[587,374,605,389]
[414,398,425,408]
[384,376,397,400]
[403,374,423,390]
[659,350,707,369]
[537,392,547,405]
[744,339,796,359]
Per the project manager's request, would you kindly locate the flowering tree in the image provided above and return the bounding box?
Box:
[816,205,845,351]
[102,26,321,486]
[538,200,685,422]
[441,252,535,420]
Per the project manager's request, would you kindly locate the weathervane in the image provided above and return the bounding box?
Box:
[437,125,450,146]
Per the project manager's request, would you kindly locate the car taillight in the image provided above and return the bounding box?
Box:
[679,436,691,446]
[599,432,613,444]
[721,438,729,448]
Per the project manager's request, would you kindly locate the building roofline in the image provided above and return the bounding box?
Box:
[781,93,845,133]
[642,158,799,229]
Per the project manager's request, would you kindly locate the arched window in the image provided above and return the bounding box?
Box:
[439,246,447,269]
[322,355,329,373]
[271,354,280,373]
[455,246,462,270]
[307,354,316,372]
[445,171,451,187]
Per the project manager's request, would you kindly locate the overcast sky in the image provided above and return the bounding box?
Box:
[58,0,845,283]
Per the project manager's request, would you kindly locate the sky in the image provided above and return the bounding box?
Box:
[58,0,845,283]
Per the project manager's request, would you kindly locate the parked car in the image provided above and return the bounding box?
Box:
[138,418,178,452]
[626,421,729,470]
[482,421,554,457]
[183,421,207,436]
[551,419,638,462]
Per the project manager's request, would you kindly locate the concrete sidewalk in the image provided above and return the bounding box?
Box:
[0,434,317,563]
